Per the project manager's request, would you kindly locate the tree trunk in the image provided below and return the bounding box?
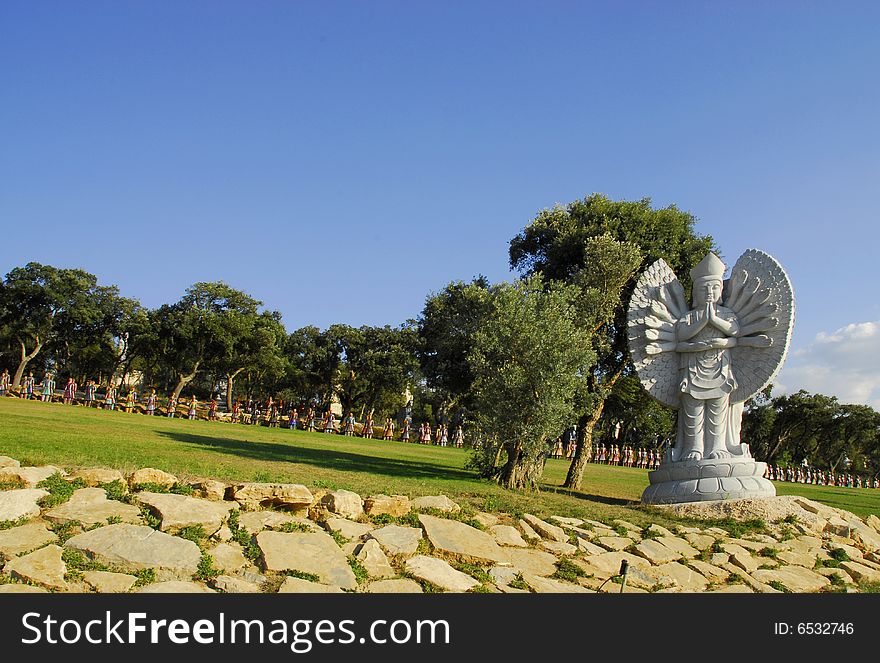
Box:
[563,401,606,490]
[12,337,43,388]
[226,368,245,412]
[171,361,201,401]
[563,367,624,490]
[497,438,547,490]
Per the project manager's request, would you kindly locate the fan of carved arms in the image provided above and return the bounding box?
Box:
[627,249,795,408]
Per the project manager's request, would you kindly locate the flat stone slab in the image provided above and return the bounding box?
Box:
[0,466,65,488]
[503,548,559,577]
[256,531,357,589]
[363,494,411,517]
[418,514,507,563]
[688,560,730,581]
[573,552,650,580]
[368,524,422,556]
[652,562,709,591]
[522,514,568,542]
[324,518,374,541]
[277,577,344,593]
[549,516,584,527]
[212,576,261,593]
[355,539,395,578]
[633,538,682,564]
[68,468,125,486]
[816,567,854,584]
[137,581,214,593]
[828,542,863,560]
[646,524,675,538]
[576,539,607,555]
[0,489,50,522]
[777,551,817,568]
[612,519,641,533]
[518,519,541,542]
[490,525,528,548]
[684,532,716,551]
[0,522,58,561]
[44,488,142,527]
[366,579,423,593]
[320,490,364,519]
[128,468,178,489]
[82,571,138,593]
[404,555,479,592]
[725,537,765,552]
[721,544,763,574]
[488,566,520,587]
[522,573,592,593]
[753,566,830,592]
[207,543,249,572]
[0,584,49,593]
[539,541,578,556]
[238,511,319,533]
[231,483,313,511]
[840,561,880,583]
[597,536,634,552]
[136,492,236,534]
[848,522,880,552]
[720,564,780,593]
[65,523,201,578]
[709,553,730,566]
[0,456,21,469]
[412,495,460,512]
[473,512,498,528]
[189,479,228,501]
[3,544,68,591]
[655,536,699,558]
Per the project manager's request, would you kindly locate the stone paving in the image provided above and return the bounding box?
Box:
[1,457,879,594]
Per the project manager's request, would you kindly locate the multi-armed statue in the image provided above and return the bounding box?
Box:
[628,250,794,504]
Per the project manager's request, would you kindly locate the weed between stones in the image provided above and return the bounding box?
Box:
[348,556,369,585]
[177,525,208,547]
[553,558,587,583]
[0,516,30,531]
[277,521,311,533]
[281,569,321,583]
[133,569,157,587]
[139,507,162,530]
[195,553,221,582]
[101,480,130,503]
[858,580,880,593]
[50,520,82,543]
[36,474,86,508]
[226,510,262,562]
[508,573,530,591]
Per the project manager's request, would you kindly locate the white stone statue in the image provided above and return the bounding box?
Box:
[628,250,794,503]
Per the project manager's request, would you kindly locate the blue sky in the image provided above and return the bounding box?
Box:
[2,2,879,405]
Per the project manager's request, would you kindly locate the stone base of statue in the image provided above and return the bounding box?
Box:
[641,452,776,505]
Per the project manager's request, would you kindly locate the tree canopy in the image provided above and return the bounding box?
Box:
[509,194,716,488]
[467,275,595,490]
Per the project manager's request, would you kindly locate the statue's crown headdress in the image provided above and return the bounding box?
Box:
[690,252,726,282]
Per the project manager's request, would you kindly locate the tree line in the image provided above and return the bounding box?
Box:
[4,194,876,489]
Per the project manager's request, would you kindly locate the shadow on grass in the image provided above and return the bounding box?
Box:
[155,430,476,482]
[541,486,633,508]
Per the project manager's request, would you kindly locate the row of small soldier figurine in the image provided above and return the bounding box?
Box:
[764,464,879,489]
[592,444,662,470]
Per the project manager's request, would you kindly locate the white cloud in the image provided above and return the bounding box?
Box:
[775,320,880,410]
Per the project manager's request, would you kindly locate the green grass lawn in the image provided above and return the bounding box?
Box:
[2,397,878,525]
